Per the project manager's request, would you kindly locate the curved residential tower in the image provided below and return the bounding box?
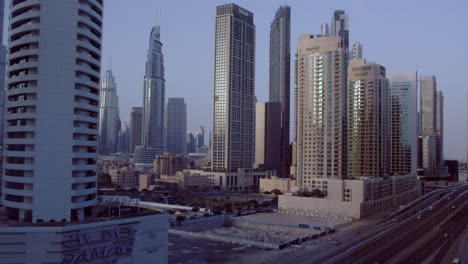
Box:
[98,70,120,154]
[2,0,103,222]
[135,14,165,166]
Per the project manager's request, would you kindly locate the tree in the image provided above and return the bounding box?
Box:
[271,189,283,196]
[98,172,112,188]
[192,207,200,212]
[203,213,210,217]
[262,201,271,207]
[176,215,186,222]
[263,191,272,195]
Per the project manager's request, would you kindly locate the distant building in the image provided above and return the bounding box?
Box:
[135,14,165,166]
[320,22,329,35]
[418,135,436,178]
[444,160,458,181]
[350,41,362,59]
[153,152,188,176]
[435,90,445,175]
[183,169,275,192]
[109,166,140,188]
[98,155,132,175]
[187,132,196,153]
[347,59,388,178]
[164,98,187,155]
[212,4,255,171]
[98,70,120,154]
[196,126,205,148]
[254,102,281,176]
[118,121,130,152]
[331,9,349,50]
[130,107,143,154]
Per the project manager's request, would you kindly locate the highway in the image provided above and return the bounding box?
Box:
[273,185,467,264]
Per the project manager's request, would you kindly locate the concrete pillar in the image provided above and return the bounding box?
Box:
[77,208,84,221]
[19,209,25,222]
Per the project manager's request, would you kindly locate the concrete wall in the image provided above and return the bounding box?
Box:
[279,195,362,219]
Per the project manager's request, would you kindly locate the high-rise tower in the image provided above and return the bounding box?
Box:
[269,5,291,177]
[331,10,349,50]
[130,107,143,153]
[320,22,329,36]
[164,98,187,155]
[435,90,444,172]
[388,72,418,175]
[295,35,347,191]
[347,59,388,178]
[351,41,362,60]
[211,4,255,171]
[98,70,120,154]
[420,76,437,136]
[0,0,6,146]
[135,13,165,167]
[2,0,103,222]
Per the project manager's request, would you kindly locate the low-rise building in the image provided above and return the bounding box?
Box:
[109,166,144,188]
[153,152,188,176]
[98,155,132,175]
[183,169,276,192]
[259,177,296,193]
[279,174,418,219]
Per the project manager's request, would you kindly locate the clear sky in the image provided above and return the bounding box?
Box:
[98,0,467,160]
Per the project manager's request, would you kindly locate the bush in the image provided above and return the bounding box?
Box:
[176,215,186,222]
[203,213,210,217]
[192,207,200,212]
[190,216,197,220]
[167,209,175,215]
[271,189,283,196]
[262,201,271,207]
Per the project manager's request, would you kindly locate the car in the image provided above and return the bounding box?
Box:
[452,205,456,209]
[392,218,399,222]
[381,222,388,226]
[452,258,460,264]
[333,240,341,245]
[429,207,433,211]
[444,233,449,238]
[417,215,422,220]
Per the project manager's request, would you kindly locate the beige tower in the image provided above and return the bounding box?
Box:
[347,59,389,178]
[294,35,347,192]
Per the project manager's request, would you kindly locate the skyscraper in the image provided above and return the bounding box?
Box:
[187,132,196,154]
[419,75,437,177]
[435,90,444,172]
[388,72,418,176]
[164,98,187,155]
[347,59,388,178]
[135,14,165,166]
[2,0,103,222]
[295,35,347,191]
[351,41,362,60]
[254,102,281,175]
[269,5,291,177]
[420,76,437,136]
[196,126,205,148]
[320,22,329,36]
[98,70,120,154]
[0,0,6,146]
[331,10,349,50]
[130,107,143,154]
[212,4,255,172]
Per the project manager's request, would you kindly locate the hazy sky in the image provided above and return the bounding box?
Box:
[97,0,467,159]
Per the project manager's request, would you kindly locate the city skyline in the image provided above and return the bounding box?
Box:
[64,0,468,160]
